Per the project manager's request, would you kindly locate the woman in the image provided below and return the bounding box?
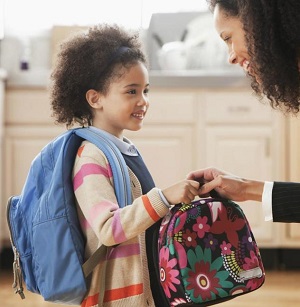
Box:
[188,0,300,223]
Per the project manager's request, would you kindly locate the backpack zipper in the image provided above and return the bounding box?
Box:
[6,196,25,299]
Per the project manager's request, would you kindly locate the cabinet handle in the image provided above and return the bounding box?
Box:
[265,138,270,157]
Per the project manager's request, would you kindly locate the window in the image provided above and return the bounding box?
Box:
[3,0,208,35]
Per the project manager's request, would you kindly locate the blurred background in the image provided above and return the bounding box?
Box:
[1,1,300,306]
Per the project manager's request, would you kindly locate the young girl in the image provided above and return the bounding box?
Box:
[50,24,199,307]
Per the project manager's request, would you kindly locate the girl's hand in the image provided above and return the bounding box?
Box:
[162,180,200,205]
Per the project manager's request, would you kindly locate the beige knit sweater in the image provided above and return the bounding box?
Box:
[72,141,169,307]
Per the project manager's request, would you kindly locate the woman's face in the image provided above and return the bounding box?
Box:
[213,4,252,75]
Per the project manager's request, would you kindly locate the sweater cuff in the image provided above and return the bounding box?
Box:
[157,189,171,208]
[146,188,170,217]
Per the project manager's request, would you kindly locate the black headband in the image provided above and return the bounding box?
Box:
[92,46,131,89]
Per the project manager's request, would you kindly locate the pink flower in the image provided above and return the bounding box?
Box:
[159,246,180,298]
[243,250,259,271]
[220,241,232,255]
[193,216,210,238]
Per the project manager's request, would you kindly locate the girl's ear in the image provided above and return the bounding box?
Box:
[86,89,102,109]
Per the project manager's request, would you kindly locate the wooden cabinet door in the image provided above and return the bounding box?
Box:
[125,125,195,189]
[205,125,278,246]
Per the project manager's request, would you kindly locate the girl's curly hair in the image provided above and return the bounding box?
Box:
[207,0,300,113]
[50,24,147,127]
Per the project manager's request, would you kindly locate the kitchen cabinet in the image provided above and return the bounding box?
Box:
[2,88,64,243]
[202,91,286,247]
[0,85,290,248]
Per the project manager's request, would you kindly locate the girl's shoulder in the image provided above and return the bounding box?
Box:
[75,140,109,165]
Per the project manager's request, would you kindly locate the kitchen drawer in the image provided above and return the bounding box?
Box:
[147,90,196,124]
[204,91,273,124]
[5,88,53,125]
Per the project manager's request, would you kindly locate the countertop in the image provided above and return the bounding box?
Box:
[149,69,250,88]
[5,68,249,89]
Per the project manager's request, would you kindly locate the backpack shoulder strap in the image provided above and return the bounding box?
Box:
[74,127,132,207]
[82,244,107,277]
[74,127,132,277]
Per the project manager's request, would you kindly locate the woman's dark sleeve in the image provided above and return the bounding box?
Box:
[272,181,300,223]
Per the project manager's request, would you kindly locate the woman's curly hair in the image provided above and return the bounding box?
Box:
[207,0,300,113]
[50,24,147,127]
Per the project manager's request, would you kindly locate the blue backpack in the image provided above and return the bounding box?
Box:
[6,126,132,305]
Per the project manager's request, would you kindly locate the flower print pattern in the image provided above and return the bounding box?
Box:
[193,216,210,238]
[243,250,259,271]
[171,298,187,306]
[220,241,232,255]
[204,234,218,251]
[246,275,264,291]
[182,246,233,303]
[182,229,197,248]
[207,201,223,223]
[242,250,264,290]
[159,246,180,298]
[158,199,265,305]
[242,234,254,251]
[209,204,246,248]
[174,239,188,269]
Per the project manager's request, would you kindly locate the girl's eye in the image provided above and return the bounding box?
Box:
[144,88,149,94]
[128,89,136,94]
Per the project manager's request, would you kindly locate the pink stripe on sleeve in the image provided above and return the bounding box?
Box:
[73,163,111,191]
[88,201,119,226]
[111,210,127,243]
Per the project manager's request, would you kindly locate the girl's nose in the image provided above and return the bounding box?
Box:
[138,94,148,106]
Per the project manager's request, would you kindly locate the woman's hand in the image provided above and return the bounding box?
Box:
[186,167,264,202]
[162,180,200,205]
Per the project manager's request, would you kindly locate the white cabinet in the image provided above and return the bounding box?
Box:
[202,90,286,246]
[126,126,194,188]
[205,126,274,243]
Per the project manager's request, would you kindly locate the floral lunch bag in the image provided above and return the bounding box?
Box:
[158,198,265,306]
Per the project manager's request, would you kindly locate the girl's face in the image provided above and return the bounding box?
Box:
[91,62,149,138]
[213,5,252,75]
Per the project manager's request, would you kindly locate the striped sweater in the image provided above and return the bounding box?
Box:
[72,140,169,307]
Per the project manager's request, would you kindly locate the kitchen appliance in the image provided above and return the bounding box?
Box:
[147,11,202,70]
[147,11,229,71]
